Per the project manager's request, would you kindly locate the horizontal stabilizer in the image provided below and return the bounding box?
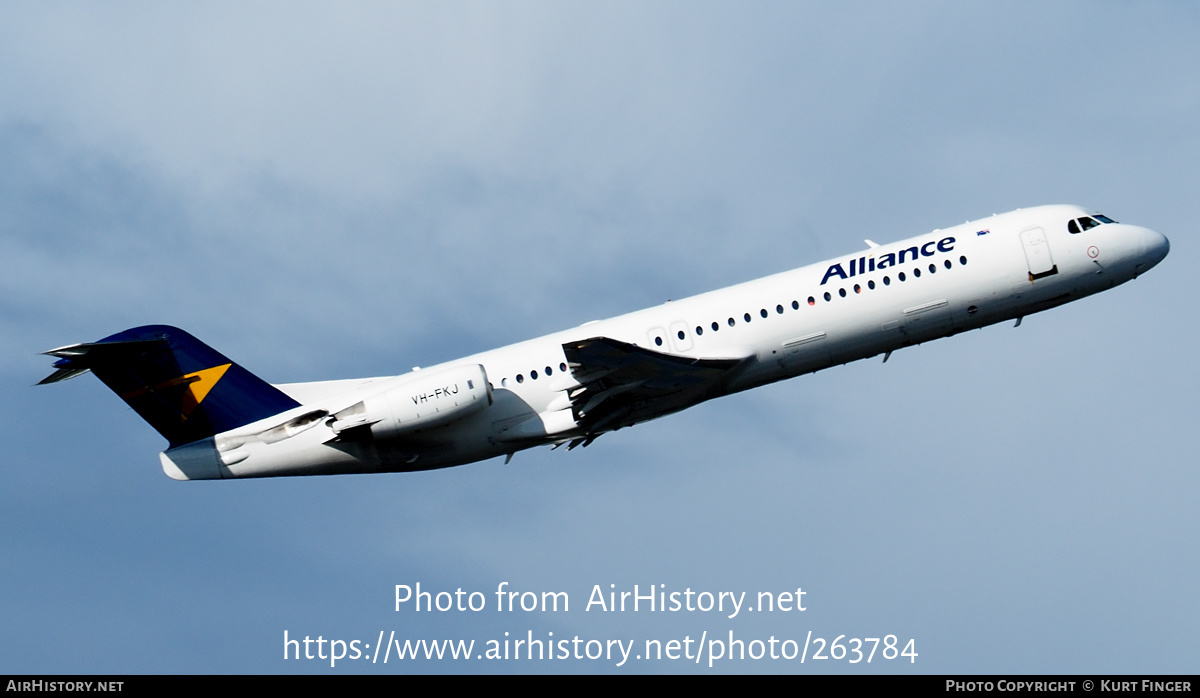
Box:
[38,367,91,384]
[39,338,169,384]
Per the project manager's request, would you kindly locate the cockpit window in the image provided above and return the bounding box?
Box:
[1068,215,1115,234]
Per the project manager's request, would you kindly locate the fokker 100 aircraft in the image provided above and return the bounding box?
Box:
[41,205,1169,480]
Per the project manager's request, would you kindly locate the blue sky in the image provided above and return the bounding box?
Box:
[2,2,1197,673]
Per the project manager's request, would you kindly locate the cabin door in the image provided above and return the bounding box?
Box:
[1019,227,1058,280]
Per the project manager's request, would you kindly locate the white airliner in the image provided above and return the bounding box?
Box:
[41,205,1168,480]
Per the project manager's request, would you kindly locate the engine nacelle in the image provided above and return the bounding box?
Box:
[330,364,492,439]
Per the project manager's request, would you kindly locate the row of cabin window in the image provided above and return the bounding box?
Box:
[503,253,972,386]
[655,301,801,345]
[650,254,970,346]
[811,255,969,303]
[501,361,569,387]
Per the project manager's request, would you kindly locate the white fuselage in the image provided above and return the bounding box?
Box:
[160,205,1169,480]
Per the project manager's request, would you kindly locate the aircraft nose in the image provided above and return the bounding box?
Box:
[1137,226,1170,274]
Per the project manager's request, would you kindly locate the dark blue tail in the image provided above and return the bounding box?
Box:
[41,325,301,448]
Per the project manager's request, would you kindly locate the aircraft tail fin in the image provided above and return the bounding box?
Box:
[41,325,301,448]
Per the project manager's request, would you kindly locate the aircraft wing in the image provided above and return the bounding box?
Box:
[561,336,748,435]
